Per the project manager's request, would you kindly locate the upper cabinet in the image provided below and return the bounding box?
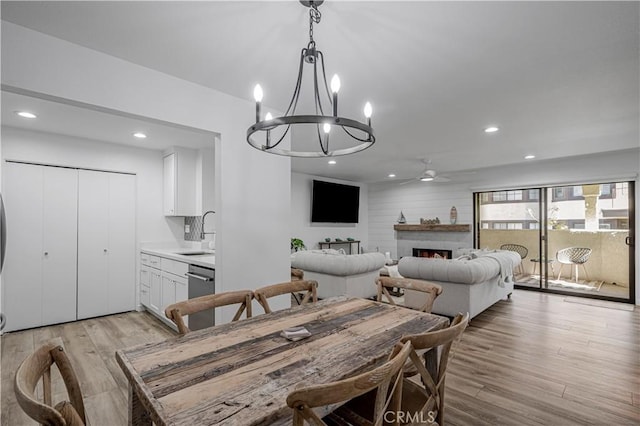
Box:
[163,147,197,216]
[163,146,215,217]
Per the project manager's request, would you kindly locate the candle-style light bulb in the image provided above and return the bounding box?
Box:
[253,84,263,123]
[364,102,373,128]
[330,74,341,94]
[364,102,372,118]
[253,84,264,102]
[265,112,273,121]
[331,74,340,117]
[321,122,331,155]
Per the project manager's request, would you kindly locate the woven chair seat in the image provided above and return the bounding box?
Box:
[556,247,592,265]
[500,244,528,259]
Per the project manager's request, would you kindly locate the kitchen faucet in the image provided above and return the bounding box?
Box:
[201,210,215,240]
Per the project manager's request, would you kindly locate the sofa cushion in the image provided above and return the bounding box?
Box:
[398,251,520,285]
[291,251,385,277]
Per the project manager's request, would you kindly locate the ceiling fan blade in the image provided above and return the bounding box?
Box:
[440,171,477,178]
[398,178,418,186]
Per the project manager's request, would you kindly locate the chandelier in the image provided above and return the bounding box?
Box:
[246,0,375,157]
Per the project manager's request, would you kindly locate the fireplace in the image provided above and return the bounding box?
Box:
[413,248,453,259]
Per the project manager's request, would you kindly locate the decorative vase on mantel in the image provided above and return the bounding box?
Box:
[397,211,406,224]
[450,206,458,224]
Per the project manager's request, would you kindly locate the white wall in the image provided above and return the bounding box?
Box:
[1,127,184,244]
[1,22,291,321]
[368,149,640,304]
[291,172,368,253]
[368,182,472,259]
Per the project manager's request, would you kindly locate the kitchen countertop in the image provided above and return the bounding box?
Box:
[141,248,215,269]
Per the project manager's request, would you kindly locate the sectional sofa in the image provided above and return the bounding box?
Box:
[290,250,385,299]
[398,250,521,318]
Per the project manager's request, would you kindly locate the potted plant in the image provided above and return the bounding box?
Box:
[291,238,306,252]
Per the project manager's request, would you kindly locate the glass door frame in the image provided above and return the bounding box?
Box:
[473,181,635,304]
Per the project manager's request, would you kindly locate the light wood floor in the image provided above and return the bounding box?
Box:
[1,311,175,426]
[2,291,639,425]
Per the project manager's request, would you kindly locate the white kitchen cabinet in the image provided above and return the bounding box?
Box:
[77,170,136,320]
[175,275,188,304]
[140,251,189,329]
[160,271,188,315]
[2,162,78,332]
[163,153,176,215]
[149,268,162,314]
[140,253,162,314]
[163,148,197,216]
[161,274,175,314]
[140,266,151,308]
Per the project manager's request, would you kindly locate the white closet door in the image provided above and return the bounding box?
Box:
[42,167,78,325]
[3,163,44,331]
[3,163,78,331]
[77,170,109,319]
[107,173,136,313]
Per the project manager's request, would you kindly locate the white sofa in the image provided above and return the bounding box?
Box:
[398,250,521,318]
[291,250,385,299]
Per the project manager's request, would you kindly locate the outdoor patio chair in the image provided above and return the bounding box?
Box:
[500,243,528,275]
[556,247,592,283]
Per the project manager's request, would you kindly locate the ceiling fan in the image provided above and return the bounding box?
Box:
[398,159,473,185]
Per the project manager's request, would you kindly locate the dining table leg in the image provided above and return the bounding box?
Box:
[129,385,152,426]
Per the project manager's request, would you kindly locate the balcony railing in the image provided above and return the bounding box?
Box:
[480,229,630,287]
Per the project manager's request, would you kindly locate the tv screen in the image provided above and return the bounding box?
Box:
[311,180,360,223]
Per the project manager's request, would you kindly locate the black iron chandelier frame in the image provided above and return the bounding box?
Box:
[246,0,375,157]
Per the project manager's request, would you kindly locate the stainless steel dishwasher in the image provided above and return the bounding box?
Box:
[186,264,215,330]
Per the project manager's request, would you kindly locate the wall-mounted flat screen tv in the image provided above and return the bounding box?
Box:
[311,180,360,223]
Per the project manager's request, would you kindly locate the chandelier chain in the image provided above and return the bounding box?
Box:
[308,5,321,46]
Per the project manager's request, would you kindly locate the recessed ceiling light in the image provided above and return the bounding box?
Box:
[328,160,337,165]
[133,132,147,139]
[484,126,499,133]
[388,173,396,178]
[16,111,37,119]
[524,155,536,160]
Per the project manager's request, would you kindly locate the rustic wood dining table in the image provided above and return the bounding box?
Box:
[116,295,449,426]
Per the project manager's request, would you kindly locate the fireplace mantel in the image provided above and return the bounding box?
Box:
[394,224,470,232]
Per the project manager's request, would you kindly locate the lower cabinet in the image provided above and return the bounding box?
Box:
[139,266,152,308]
[161,272,188,314]
[149,269,162,314]
[140,252,188,330]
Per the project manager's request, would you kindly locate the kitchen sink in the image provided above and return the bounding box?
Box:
[174,251,214,256]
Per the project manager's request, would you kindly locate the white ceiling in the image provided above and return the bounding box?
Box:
[1,1,638,183]
[1,91,215,151]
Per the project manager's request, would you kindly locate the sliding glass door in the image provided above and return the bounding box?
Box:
[475,181,634,302]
